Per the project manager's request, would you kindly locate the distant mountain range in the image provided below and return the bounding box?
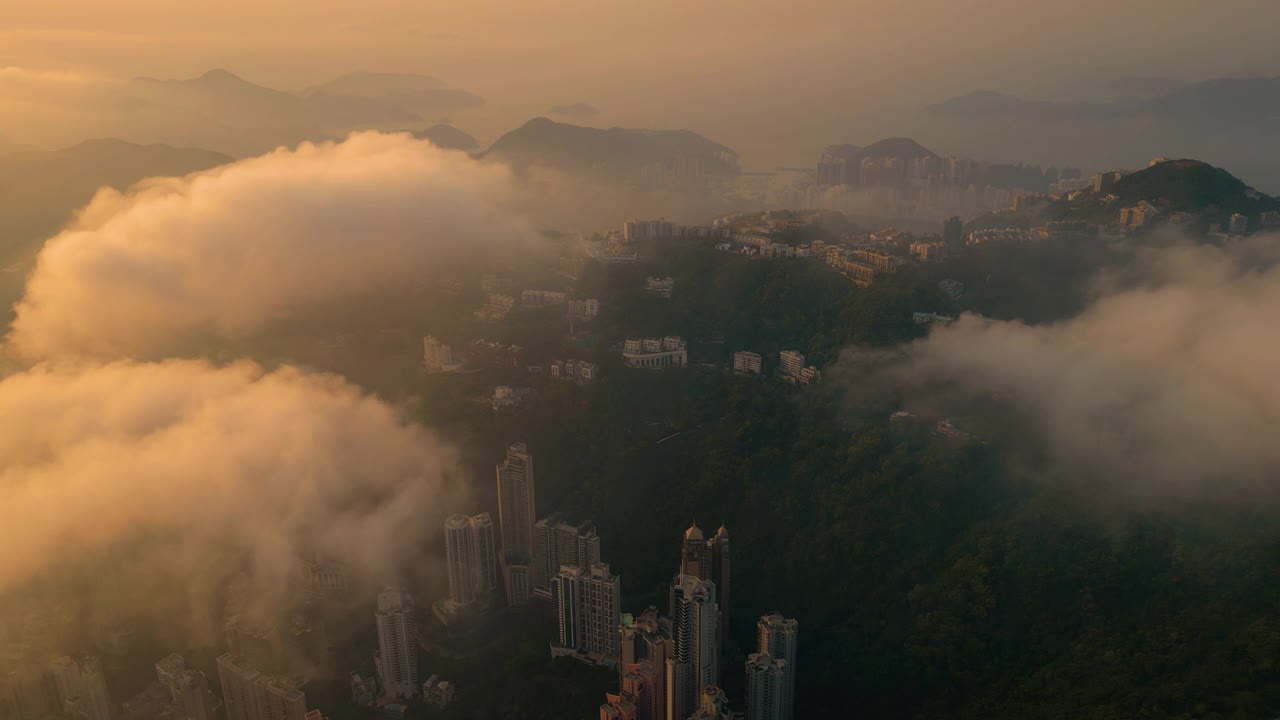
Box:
[5,69,486,159]
[128,69,421,137]
[916,76,1280,193]
[928,77,1280,123]
[482,117,740,179]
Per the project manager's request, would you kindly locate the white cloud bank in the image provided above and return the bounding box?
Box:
[0,359,459,595]
[9,131,540,360]
[851,236,1280,502]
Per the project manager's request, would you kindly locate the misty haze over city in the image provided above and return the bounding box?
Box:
[1,3,1278,720]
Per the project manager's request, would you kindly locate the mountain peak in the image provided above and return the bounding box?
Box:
[861,137,938,159]
[1113,158,1255,206]
[485,118,739,176]
[195,68,249,86]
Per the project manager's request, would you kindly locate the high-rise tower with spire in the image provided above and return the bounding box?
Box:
[675,521,731,676]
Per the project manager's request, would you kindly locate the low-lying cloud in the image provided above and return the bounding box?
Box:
[9,131,540,360]
[845,235,1280,503]
[0,358,458,600]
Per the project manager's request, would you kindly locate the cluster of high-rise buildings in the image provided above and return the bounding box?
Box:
[602,522,798,720]
[810,151,1038,220]
[448,443,799,718]
[487,446,625,665]
[0,625,317,720]
[817,151,980,189]
[0,574,330,720]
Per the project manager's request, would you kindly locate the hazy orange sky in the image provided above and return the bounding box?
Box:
[3,0,1278,166]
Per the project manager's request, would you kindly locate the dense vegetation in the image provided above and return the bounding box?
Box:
[413,237,1280,719]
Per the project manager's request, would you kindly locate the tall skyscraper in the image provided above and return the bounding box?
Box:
[710,526,730,661]
[552,563,621,661]
[374,589,419,699]
[676,523,730,674]
[754,614,799,720]
[50,656,111,720]
[175,671,214,720]
[443,512,499,605]
[217,654,261,720]
[534,513,602,598]
[469,513,499,594]
[444,514,476,605]
[745,654,788,720]
[496,443,536,606]
[667,575,718,720]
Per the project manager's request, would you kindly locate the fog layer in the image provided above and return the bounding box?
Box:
[848,235,1280,502]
